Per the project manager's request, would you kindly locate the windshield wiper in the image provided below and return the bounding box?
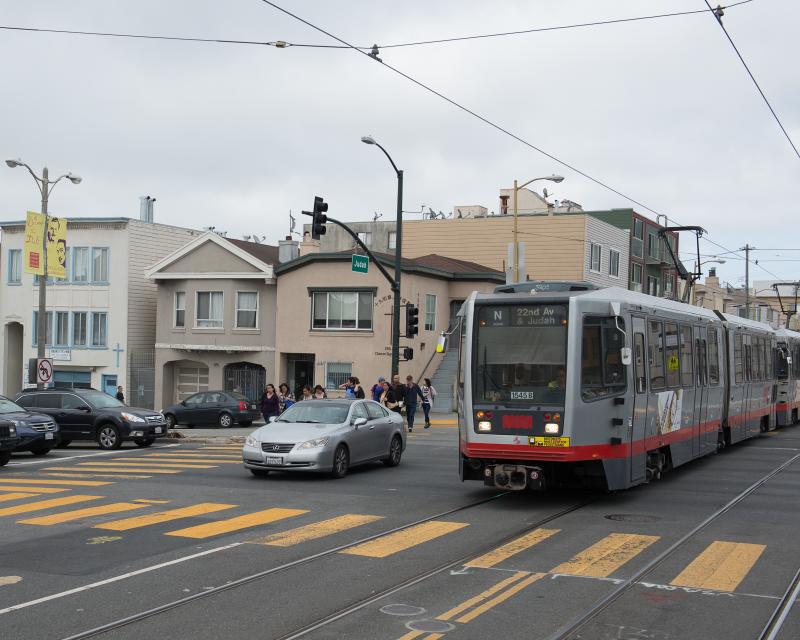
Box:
[292,419,322,423]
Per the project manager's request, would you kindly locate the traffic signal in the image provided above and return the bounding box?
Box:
[311,196,328,239]
[405,303,419,338]
[403,346,414,361]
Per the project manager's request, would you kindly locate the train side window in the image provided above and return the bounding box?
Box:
[753,338,762,381]
[648,320,665,390]
[708,328,720,385]
[734,333,744,383]
[745,342,753,382]
[664,322,680,388]
[680,326,694,387]
[634,333,646,393]
[580,316,626,400]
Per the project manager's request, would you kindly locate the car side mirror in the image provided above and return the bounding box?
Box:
[620,347,632,366]
[181,400,187,406]
[352,417,367,428]
[269,416,278,423]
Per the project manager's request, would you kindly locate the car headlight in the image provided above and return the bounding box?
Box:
[297,437,329,450]
[121,412,145,423]
[8,425,16,435]
[245,435,260,448]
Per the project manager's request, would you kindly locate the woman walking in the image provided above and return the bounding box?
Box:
[420,378,437,428]
[278,383,295,412]
[260,384,280,423]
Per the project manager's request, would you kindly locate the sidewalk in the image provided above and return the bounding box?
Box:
[170,412,458,444]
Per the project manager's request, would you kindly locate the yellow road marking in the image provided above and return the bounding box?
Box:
[341,521,469,558]
[44,473,153,479]
[438,571,529,621]
[19,502,150,526]
[0,478,111,486]
[0,495,103,517]
[132,457,239,464]
[671,541,766,591]
[254,514,384,547]
[397,632,424,640]
[96,503,237,531]
[78,461,217,469]
[199,447,242,450]
[466,528,560,569]
[0,485,69,494]
[46,467,180,475]
[0,492,37,503]
[133,499,171,504]
[145,453,240,459]
[456,573,546,623]
[165,508,307,539]
[551,533,659,577]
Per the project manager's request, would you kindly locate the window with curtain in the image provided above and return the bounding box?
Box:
[54,311,69,346]
[91,312,107,347]
[609,250,620,277]
[175,292,185,328]
[196,291,223,328]
[92,248,109,282]
[388,232,397,250]
[590,244,601,272]
[424,294,436,331]
[32,311,53,346]
[73,312,87,346]
[8,249,21,283]
[73,247,89,282]
[311,291,373,330]
[236,292,258,328]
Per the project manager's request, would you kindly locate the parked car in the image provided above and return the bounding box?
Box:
[0,419,19,466]
[14,388,167,450]
[162,391,262,429]
[242,399,406,479]
[0,395,59,456]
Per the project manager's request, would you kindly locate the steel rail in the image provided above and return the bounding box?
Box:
[758,565,800,640]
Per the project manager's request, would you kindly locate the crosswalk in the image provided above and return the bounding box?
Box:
[0,477,774,595]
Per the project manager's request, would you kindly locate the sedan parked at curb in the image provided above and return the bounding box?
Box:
[0,419,19,466]
[242,399,406,479]
[162,391,262,429]
[0,395,59,456]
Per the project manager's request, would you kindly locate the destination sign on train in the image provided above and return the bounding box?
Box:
[479,305,567,327]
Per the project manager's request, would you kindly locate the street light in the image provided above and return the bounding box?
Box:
[361,135,403,377]
[6,158,82,388]
[511,175,565,283]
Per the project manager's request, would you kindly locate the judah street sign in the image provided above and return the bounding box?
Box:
[351,254,369,274]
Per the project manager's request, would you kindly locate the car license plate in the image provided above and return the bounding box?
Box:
[266,456,283,465]
[45,432,54,440]
[251,404,257,410]
[529,436,570,447]
[155,427,162,434]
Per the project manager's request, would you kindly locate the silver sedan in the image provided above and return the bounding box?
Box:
[242,399,406,479]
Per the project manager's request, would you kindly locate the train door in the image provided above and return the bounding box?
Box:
[730,331,746,443]
[630,316,648,484]
[695,328,709,456]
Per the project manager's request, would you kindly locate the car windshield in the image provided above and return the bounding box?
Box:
[277,402,349,424]
[0,397,25,414]
[82,392,125,409]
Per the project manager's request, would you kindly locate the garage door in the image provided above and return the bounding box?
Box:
[176,366,209,401]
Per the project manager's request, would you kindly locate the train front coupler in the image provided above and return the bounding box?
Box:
[483,463,545,491]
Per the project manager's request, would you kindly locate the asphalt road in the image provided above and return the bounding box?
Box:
[0,423,798,640]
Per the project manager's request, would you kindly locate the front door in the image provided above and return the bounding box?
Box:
[60,393,94,438]
[293,360,314,399]
[348,402,373,463]
[102,375,118,397]
[180,392,207,425]
[630,316,648,484]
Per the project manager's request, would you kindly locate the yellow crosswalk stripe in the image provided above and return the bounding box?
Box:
[96,503,237,531]
[0,492,37,503]
[0,485,69,494]
[78,461,217,469]
[550,533,659,577]
[19,502,150,526]
[671,541,766,592]
[44,473,153,479]
[455,573,545,623]
[466,528,560,569]
[165,508,307,539]
[133,457,239,464]
[341,521,469,558]
[199,446,242,450]
[0,495,103,517]
[0,478,111,486]
[45,466,180,475]
[437,571,529,621]
[145,453,240,460]
[254,514,384,547]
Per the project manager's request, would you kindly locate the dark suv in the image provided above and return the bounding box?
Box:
[0,395,59,456]
[0,419,19,466]
[14,389,167,450]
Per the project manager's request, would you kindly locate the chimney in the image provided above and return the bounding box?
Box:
[706,267,720,288]
[278,235,300,263]
[139,196,155,223]
[298,231,321,257]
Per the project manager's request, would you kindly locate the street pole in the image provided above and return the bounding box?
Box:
[392,170,403,378]
[37,167,49,389]
[742,244,752,319]
[512,179,519,283]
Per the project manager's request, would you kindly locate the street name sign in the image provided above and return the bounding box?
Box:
[352,254,369,274]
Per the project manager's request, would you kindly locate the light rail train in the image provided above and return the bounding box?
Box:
[456,282,800,491]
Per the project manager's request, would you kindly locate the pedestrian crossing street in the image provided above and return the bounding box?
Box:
[0,472,771,595]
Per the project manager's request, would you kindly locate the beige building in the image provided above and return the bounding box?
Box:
[692,271,790,328]
[146,233,278,409]
[274,246,504,399]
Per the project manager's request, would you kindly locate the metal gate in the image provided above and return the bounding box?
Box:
[224,363,266,403]
[129,350,155,409]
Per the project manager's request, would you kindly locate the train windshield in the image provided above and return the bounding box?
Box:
[474,303,567,404]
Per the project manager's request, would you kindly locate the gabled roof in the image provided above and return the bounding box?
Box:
[145,232,278,282]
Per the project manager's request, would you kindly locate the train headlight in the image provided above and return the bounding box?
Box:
[477,421,492,432]
[544,423,560,434]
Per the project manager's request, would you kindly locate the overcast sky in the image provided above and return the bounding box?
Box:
[1,0,797,286]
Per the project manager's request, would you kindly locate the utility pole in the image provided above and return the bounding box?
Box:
[741,244,753,319]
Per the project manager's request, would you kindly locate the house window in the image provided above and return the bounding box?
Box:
[8,249,21,284]
[54,311,69,347]
[312,291,373,330]
[647,275,660,296]
[609,250,620,277]
[633,218,644,240]
[326,362,352,389]
[32,311,53,346]
[73,247,89,282]
[388,232,397,250]
[357,232,372,246]
[92,248,109,282]
[630,263,643,292]
[72,312,87,346]
[196,291,223,328]
[647,232,659,259]
[664,274,674,297]
[632,219,644,258]
[590,243,601,272]
[424,294,436,332]
[91,312,108,347]
[174,292,186,328]
[236,291,258,328]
